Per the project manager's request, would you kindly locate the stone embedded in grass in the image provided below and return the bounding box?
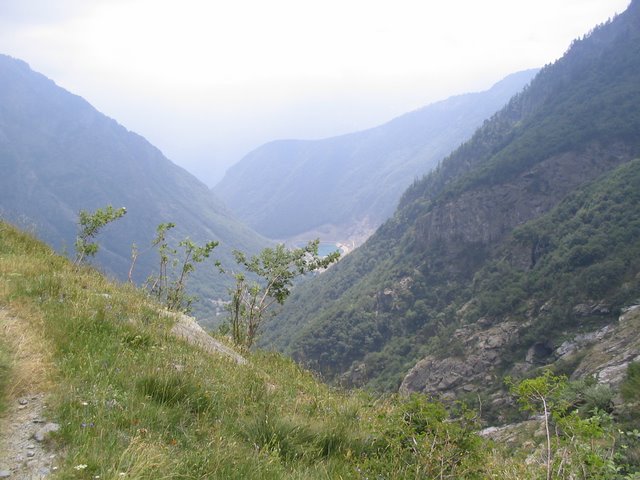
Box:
[33,423,60,442]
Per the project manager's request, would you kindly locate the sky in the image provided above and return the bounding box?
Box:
[0,0,631,186]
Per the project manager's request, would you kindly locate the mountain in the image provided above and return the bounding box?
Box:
[261,0,640,401]
[0,54,267,316]
[214,70,537,244]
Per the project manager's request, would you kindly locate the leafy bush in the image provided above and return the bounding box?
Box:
[361,395,486,479]
[621,361,640,403]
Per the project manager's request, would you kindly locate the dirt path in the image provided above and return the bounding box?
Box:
[0,307,59,479]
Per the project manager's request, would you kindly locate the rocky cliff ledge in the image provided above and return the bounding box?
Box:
[400,305,640,412]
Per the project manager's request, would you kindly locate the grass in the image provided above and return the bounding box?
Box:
[0,221,493,479]
[1,219,635,479]
[0,337,10,415]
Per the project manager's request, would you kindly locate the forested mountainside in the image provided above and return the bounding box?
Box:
[0,54,267,314]
[214,70,537,242]
[262,0,640,398]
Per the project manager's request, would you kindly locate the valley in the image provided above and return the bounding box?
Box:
[1,1,639,477]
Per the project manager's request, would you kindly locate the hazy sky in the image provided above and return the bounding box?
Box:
[0,0,631,185]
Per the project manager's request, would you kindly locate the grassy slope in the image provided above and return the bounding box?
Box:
[0,338,9,415]
[1,221,638,478]
[0,221,494,479]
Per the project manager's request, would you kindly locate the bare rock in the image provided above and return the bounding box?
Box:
[572,303,612,317]
[33,423,59,443]
[167,311,247,365]
[555,324,613,358]
[400,321,520,396]
[571,307,640,388]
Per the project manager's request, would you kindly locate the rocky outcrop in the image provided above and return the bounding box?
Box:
[399,321,521,398]
[415,143,631,250]
[167,311,247,365]
[571,305,640,388]
[400,305,640,402]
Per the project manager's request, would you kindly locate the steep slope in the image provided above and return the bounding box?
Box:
[214,70,537,242]
[262,1,640,395]
[0,54,267,315]
[2,221,639,478]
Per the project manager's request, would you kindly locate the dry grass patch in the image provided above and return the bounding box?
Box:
[0,305,54,398]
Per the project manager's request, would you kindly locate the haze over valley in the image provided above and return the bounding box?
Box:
[1,0,629,185]
[1,1,640,478]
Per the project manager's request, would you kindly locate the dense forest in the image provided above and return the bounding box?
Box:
[261,0,640,397]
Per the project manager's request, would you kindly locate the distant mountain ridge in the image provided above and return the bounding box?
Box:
[214,69,537,243]
[261,0,640,399]
[0,54,267,315]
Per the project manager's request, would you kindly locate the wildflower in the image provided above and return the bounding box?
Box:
[74,464,88,470]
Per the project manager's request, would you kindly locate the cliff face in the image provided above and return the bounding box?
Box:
[399,305,640,416]
[264,1,640,398]
[414,142,633,248]
[390,154,640,402]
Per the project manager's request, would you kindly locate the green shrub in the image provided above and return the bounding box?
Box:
[621,361,640,403]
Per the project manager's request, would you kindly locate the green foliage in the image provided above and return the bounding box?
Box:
[137,373,215,414]
[1,221,497,478]
[507,370,567,416]
[272,158,640,392]
[262,3,640,394]
[360,395,486,479]
[621,361,640,403]
[145,222,219,313]
[509,371,620,479]
[618,362,640,474]
[4,217,640,478]
[226,239,340,348]
[74,205,126,265]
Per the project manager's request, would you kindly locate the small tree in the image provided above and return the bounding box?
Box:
[146,222,176,298]
[508,370,618,479]
[74,205,127,265]
[226,239,339,348]
[508,370,566,480]
[144,223,218,313]
[166,238,218,312]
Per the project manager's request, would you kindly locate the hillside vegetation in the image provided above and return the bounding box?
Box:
[1,221,639,478]
[262,0,640,397]
[0,222,482,479]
